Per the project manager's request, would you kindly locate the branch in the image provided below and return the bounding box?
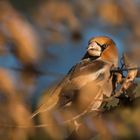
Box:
[111,67,139,73]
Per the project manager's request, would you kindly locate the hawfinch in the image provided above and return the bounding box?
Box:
[33,36,119,139]
[56,36,118,109]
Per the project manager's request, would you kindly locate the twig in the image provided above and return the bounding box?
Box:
[111,67,139,73]
[3,66,65,77]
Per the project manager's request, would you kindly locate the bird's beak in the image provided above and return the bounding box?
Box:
[87,42,101,51]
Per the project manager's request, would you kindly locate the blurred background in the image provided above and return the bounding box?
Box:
[0,0,140,139]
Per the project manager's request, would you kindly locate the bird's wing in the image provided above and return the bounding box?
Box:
[67,59,106,79]
[37,59,114,140]
[57,59,113,110]
[30,75,70,118]
[30,60,89,118]
[31,59,112,118]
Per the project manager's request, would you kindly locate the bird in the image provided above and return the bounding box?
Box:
[32,36,119,139]
[56,36,118,109]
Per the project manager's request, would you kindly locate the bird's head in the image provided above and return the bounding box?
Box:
[87,36,118,66]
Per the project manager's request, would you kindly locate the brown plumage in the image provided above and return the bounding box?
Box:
[32,36,119,139]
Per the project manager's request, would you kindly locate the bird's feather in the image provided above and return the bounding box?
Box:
[57,59,113,110]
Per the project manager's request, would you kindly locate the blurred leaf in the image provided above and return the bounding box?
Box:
[98,1,124,26]
[0,1,41,66]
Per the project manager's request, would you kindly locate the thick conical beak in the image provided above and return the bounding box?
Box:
[87,41,102,57]
[87,42,101,51]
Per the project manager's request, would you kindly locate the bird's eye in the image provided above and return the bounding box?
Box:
[102,44,108,49]
[88,41,92,45]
